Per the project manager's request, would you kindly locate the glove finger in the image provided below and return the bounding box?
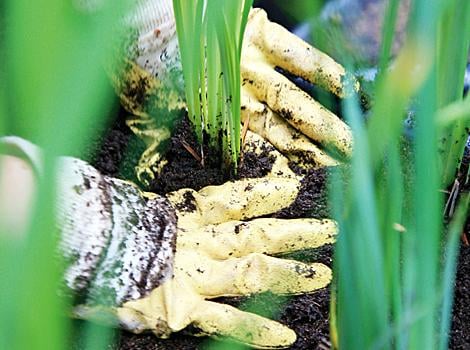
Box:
[242,61,353,158]
[167,177,300,226]
[242,90,339,168]
[191,300,296,349]
[76,303,172,338]
[245,8,356,98]
[190,253,331,297]
[180,218,337,259]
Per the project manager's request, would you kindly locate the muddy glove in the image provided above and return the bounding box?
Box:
[114,0,355,187]
[241,8,354,167]
[2,137,336,349]
[115,176,336,348]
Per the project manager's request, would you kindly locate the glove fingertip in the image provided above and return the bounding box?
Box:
[192,300,297,349]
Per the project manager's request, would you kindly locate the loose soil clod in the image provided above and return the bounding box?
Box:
[449,245,470,350]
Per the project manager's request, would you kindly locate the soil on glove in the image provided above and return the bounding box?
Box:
[80,111,470,350]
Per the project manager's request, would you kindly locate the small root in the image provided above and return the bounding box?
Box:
[181,140,202,165]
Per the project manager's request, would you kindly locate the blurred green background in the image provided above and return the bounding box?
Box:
[1,1,469,350]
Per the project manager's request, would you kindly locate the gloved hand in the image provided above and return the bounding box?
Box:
[2,137,337,349]
[240,8,354,168]
[115,175,336,349]
[114,0,355,187]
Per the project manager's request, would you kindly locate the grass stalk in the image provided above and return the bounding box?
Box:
[437,0,470,186]
[173,0,252,170]
[172,1,204,142]
[1,0,127,349]
[377,0,401,77]
[333,91,389,349]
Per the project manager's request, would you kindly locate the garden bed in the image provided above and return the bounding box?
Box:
[73,109,470,349]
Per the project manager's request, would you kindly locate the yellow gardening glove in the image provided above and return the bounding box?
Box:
[240,8,354,168]
[115,177,336,349]
[1,136,336,348]
[113,0,356,187]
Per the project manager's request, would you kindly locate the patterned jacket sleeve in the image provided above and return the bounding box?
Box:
[0,136,177,307]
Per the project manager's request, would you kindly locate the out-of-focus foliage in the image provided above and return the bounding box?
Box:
[332,0,470,349]
[0,0,128,349]
[437,0,470,186]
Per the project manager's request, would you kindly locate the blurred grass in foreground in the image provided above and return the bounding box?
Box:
[1,1,469,350]
[332,0,470,349]
[0,0,127,349]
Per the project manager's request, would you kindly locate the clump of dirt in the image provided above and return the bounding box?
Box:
[148,117,283,194]
[148,118,229,194]
[274,166,332,220]
[280,289,332,349]
[238,142,276,179]
[117,332,203,350]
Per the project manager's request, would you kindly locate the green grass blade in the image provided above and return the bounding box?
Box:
[367,42,432,167]
[406,3,442,347]
[218,13,240,166]
[334,90,389,349]
[377,0,401,77]
[205,15,222,144]
[380,142,405,348]
[1,1,127,349]
[173,0,203,141]
[411,75,441,350]
[173,0,251,169]
[334,0,468,348]
[437,95,470,127]
[437,0,470,186]
[238,0,254,58]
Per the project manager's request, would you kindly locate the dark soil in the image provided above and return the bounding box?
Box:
[450,244,470,350]
[81,108,470,350]
[147,117,229,194]
[82,103,146,185]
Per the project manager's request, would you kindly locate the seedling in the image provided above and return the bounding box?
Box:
[173,0,252,170]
